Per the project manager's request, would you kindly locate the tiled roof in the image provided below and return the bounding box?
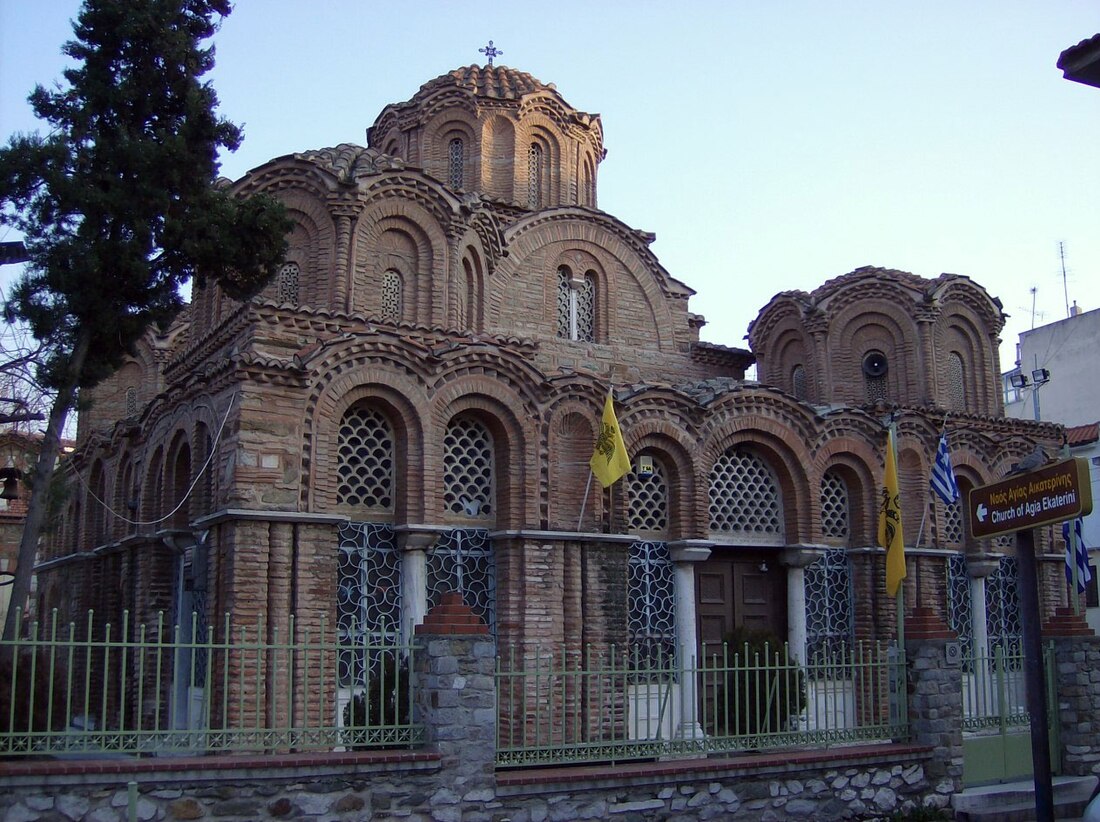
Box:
[422,65,552,100]
[1066,421,1099,447]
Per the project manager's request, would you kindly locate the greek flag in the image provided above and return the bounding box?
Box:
[1063,517,1092,593]
[929,435,959,505]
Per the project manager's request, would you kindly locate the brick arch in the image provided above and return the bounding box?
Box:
[482,115,515,201]
[812,436,880,546]
[935,307,999,415]
[515,116,564,207]
[351,205,445,324]
[622,422,699,540]
[306,369,429,521]
[832,307,916,406]
[546,407,597,531]
[495,218,675,349]
[771,326,811,399]
[268,191,336,310]
[432,383,535,531]
[698,416,814,546]
[423,111,479,190]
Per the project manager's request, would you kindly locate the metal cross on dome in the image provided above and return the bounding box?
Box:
[479,40,503,66]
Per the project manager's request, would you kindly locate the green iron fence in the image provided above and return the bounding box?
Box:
[0,609,421,757]
[496,641,907,767]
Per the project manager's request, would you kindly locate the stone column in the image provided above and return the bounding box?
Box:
[669,541,710,741]
[414,593,497,793]
[1051,633,1100,777]
[966,556,999,660]
[780,546,826,665]
[397,531,434,647]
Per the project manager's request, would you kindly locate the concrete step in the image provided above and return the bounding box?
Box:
[952,775,1097,822]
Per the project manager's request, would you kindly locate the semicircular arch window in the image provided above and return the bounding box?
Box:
[336,405,395,513]
[708,447,783,539]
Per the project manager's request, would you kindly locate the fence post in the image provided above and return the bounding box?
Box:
[413,592,497,791]
[905,606,964,786]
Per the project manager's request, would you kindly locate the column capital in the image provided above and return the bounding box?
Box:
[667,540,712,563]
[965,554,1001,579]
[780,544,830,568]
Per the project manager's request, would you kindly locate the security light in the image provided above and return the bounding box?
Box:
[1009,373,1028,389]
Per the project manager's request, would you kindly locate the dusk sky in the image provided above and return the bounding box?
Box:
[2,2,1098,375]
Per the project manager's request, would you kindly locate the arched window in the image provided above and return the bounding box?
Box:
[125,386,138,418]
[862,350,889,403]
[627,455,669,534]
[791,365,807,401]
[947,352,966,411]
[443,416,494,519]
[277,262,300,307]
[820,469,850,543]
[527,143,543,209]
[381,269,403,322]
[555,265,597,342]
[942,498,964,548]
[708,447,783,541]
[448,137,464,190]
[336,405,395,514]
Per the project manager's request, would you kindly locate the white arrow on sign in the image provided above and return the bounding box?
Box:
[976,503,988,522]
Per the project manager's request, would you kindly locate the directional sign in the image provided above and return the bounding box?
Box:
[969,457,1093,539]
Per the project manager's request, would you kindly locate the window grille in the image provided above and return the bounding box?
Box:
[427,528,495,634]
[337,522,401,685]
[336,406,395,512]
[277,262,300,307]
[125,386,138,418]
[947,352,966,411]
[708,448,783,539]
[947,553,972,657]
[865,374,887,403]
[819,470,849,542]
[987,557,1022,655]
[628,540,675,668]
[805,549,853,667]
[792,365,807,401]
[448,137,464,190]
[942,500,963,547]
[556,266,571,338]
[627,459,668,533]
[577,272,596,342]
[527,143,543,209]
[381,269,402,322]
[443,416,494,518]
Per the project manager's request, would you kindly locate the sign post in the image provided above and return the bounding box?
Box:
[968,457,1093,822]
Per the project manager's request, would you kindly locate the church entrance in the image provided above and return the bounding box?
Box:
[695,549,787,656]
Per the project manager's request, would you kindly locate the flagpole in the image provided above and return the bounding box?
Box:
[577,471,594,532]
[1060,438,1082,613]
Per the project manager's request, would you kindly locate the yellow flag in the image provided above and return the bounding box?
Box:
[879,426,906,596]
[590,393,631,488]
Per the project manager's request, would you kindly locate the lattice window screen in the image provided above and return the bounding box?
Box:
[947,553,972,657]
[820,470,850,542]
[427,529,495,633]
[277,262,300,307]
[125,387,138,418]
[865,375,888,403]
[987,557,1022,654]
[556,266,571,338]
[527,144,543,209]
[628,460,668,533]
[709,448,783,538]
[336,406,395,511]
[805,549,853,666]
[448,137,464,190]
[947,352,966,411]
[576,272,596,342]
[443,416,494,518]
[337,522,401,685]
[381,270,402,322]
[628,540,675,667]
[942,500,964,547]
[792,365,807,401]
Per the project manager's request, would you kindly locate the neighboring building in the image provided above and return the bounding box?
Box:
[0,430,45,628]
[38,63,1064,734]
[1003,304,1100,426]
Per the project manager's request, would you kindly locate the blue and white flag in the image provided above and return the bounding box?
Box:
[1063,517,1092,593]
[930,435,960,505]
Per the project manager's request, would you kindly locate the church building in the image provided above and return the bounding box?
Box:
[38,61,1068,715]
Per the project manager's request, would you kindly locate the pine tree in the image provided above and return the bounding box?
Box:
[0,0,290,640]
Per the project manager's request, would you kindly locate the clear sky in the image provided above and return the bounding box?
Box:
[2,1,1098,374]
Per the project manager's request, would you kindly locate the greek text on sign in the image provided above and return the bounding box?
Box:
[968,457,1093,540]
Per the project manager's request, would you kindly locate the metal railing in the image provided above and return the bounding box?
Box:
[0,609,421,758]
[961,641,1056,731]
[496,641,906,767]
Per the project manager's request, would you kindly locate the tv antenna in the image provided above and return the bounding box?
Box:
[1060,241,1070,319]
